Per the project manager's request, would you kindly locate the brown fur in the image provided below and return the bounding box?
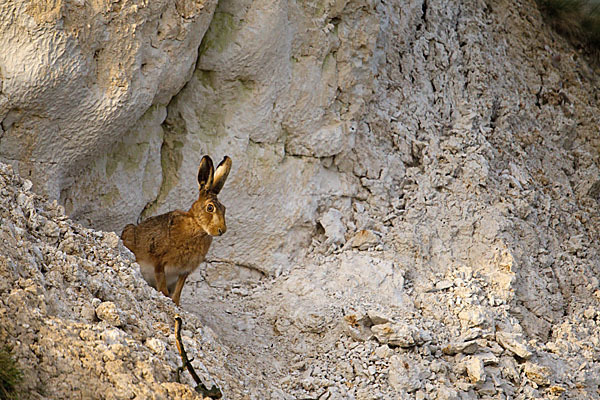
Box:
[121,156,231,306]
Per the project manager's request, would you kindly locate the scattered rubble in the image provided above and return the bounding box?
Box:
[3,0,600,398]
[0,163,256,399]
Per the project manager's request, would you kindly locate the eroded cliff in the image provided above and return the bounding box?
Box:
[2,0,600,398]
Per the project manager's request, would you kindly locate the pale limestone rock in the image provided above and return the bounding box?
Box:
[499,357,520,383]
[325,253,405,305]
[584,307,596,319]
[60,105,166,231]
[49,0,376,275]
[464,357,486,384]
[101,232,120,249]
[46,0,378,273]
[0,164,252,398]
[496,331,533,360]
[477,380,497,396]
[524,362,551,386]
[371,323,422,348]
[95,301,124,327]
[478,352,499,366]
[367,310,391,326]
[100,327,127,345]
[435,280,454,291]
[80,303,97,322]
[319,208,347,246]
[59,234,81,255]
[547,386,566,396]
[442,340,479,355]
[342,314,373,342]
[293,306,331,334]
[388,355,424,393]
[41,219,60,239]
[146,338,167,357]
[0,0,218,201]
[286,122,351,158]
[4,0,600,396]
[374,345,393,359]
[458,307,487,329]
[348,229,380,250]
[435,386,460,400]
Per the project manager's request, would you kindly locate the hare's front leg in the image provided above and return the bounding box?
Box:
[171,272,190,306]
[154,263,170,297]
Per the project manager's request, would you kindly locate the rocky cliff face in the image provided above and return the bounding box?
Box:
[0,0,217,199]
[2,0,600,398]
[0,163,241,399]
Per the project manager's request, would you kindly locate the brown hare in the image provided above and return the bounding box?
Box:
[121,155,232,306]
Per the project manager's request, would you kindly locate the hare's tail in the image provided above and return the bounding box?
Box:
[121,224,136,249]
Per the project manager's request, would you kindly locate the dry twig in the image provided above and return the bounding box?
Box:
[174,315,222,399]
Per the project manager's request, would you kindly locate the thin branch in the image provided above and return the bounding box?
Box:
[174,315,222,399]
[205,257,267,276]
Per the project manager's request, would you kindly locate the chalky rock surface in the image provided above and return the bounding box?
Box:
[0,0,217,200]
[0,163,264,399]
[2,0,600,398]
[3,160,600,398]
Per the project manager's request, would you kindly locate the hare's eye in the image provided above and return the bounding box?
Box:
[206,204,215,213]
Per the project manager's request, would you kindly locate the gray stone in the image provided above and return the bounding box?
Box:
[388,355,424,393]
[320,208,347,246]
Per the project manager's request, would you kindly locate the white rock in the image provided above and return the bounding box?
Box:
[343,314,373,342]
[435,280,454,290]
[477,380,497,396]
[374,345,394,359]
[0,0,218,202]
[102,232,121,249]
[367,310,392,325]
[478,352,499,366]
[101,328,127,345]
[436,386,460,400]
[496,331,533,360]
[388,355,423,393]
[320,208,347,246]
[458,307,486,328]
[499,357,520,383]
[584,307,596,319]
[371,323,423,348]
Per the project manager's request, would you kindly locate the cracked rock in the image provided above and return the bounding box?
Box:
[496,331,533,360]
[371,323,425,348]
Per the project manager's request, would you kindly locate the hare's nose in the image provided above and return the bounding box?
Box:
[218,228,225,236]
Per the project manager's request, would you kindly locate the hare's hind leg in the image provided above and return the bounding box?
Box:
[171,272,191,306]
[154,263,170,297]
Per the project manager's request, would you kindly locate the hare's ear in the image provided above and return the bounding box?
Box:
[211,156,232,194]
[198,156,214,191]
